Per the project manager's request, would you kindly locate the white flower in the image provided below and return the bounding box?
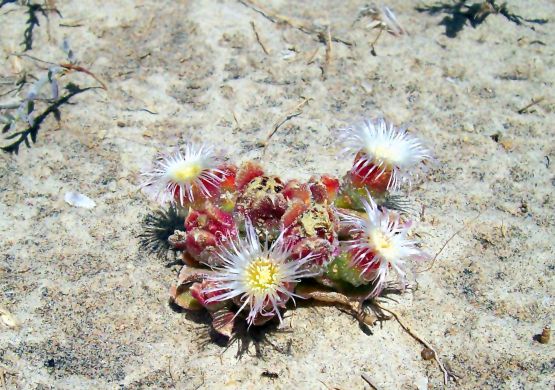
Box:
[141,143,224,205]
[338,117,431,191]
[340,195,426,296]
[202,222,316,326]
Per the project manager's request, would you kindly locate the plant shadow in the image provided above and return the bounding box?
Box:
[168,279,413,358]
[416,0,547,38]
[170,299,292,358]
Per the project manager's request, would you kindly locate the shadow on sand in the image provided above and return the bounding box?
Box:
[416,0,547,38]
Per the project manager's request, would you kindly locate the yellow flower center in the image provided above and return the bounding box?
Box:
[369,229,398,261]
[366,144,400,168]
[169,161,203,184]
[245,258,280,294]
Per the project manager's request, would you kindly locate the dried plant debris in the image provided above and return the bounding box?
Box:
[0,40,105,154]
[417,0,547,38]
[1,83,95,154]
[354,4,406,55]
[237,0,353,47]
[356,3,406,36]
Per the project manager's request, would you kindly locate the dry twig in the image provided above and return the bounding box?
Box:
[0,365,16,390]
[517,96,545,114]
[0,367,6,390]
[369,25,385,56]
[231,110,241,131]
[194,371,205,390]
[238,0,352,47]
[60,63,108,90]
[9,52,57,65]
[261,97,311,156]
[375,303,460,385]
[250,21,270,55]
[361,373,378,389]
[297,285,378,326]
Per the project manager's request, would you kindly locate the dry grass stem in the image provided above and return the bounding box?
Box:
[238,0,352,46]
[376,304,460,385]
[261,97,311,156]
[250,21,270,55]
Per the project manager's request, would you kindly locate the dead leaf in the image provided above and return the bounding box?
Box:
[296,285,377,325]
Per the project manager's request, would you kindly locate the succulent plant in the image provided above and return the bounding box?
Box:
[142,117,432,337]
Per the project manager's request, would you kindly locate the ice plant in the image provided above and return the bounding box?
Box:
[137,121,459,383]
[141,142,225,206]
[182,201,237,265]
[339,195,427,296]
[141,117,438,340]
[339,117,431,192]
[201,222,315,326]
[235,162,288,234]
[281,177,340,272]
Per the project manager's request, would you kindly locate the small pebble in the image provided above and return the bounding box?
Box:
[107,181,117,192]
[421,347,435,360]
[539,326,550,344]
[0,307,19,328]
[64,192,96,209]
[117,121,125,127]
[462,122,475,133]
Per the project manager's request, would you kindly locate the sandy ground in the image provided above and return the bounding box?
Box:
[1,0,554,389]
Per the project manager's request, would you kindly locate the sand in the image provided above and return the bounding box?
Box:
[0,0,553,388]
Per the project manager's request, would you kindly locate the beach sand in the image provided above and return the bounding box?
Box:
[1,1,553,388]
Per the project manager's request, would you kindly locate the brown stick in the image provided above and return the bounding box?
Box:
[0,368,5,390]
[0,365,16,390]
[361,373,378,390]
[60,63,108,90]
[376,304,460,385]
[250,21,270,55]
[10,52,57,66]
[167,357,175,384]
